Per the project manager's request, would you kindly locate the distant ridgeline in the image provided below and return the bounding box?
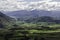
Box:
[5,10,60,23]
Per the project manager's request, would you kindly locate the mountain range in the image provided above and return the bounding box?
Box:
[4,10,60,20]
[1,9,60,24]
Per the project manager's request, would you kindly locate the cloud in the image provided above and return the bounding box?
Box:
[0,0,60,11]
[17,0,43,2]
[53,0,60,2]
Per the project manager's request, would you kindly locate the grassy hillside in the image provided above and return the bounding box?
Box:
[0,12,16,29]
[0,21,59,40]
[0,12,60,40]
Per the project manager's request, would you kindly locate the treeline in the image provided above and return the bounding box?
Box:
[17,16,60,24]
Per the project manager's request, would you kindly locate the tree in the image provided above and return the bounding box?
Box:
[0,23,4,28]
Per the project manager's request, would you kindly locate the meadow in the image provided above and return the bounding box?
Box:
[0,21,60,40]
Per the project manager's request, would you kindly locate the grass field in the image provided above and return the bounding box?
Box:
[0,21,60,40]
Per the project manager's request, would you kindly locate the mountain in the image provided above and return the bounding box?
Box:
[0,12,13,28]
[5,10,60,20]
[5,10,52,19]
[0,12,12,22]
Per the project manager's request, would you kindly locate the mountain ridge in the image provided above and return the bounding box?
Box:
[5,10,60,19]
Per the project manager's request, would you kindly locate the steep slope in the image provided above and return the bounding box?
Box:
[0,12,12,28]
[0,12,11,22]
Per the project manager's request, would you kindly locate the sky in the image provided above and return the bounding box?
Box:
[17,0,43,2]
[0,0,60,11]
[17,0,60,2]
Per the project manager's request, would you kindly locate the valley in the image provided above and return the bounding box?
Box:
[0,11,60,40]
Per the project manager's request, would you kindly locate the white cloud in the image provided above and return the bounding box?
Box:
[0,0,60,11]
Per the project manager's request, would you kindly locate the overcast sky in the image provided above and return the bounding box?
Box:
[18,0,45,1]
[0,0,60,11]
[17,0,60,2]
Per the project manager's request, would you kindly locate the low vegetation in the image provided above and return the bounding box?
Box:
[0,12,60,40]
[0,21,60,40]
